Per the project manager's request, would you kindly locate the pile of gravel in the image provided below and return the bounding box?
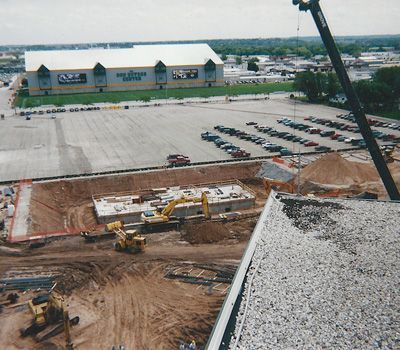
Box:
[229,196,400,349]
[256,162,294,182]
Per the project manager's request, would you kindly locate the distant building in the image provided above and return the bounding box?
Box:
[25,44,224,96]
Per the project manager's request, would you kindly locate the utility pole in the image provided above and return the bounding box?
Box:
[292,0,400,200]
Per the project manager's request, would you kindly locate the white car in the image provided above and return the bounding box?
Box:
[262,142,274,149]
[344,137,354,143]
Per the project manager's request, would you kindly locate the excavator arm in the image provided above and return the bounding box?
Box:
[263,178,294,197]
[143,192,211,223]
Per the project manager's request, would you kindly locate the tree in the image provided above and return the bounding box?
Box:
[235,56,243,65]
[247,61,259,72]
[326,73,341,98]
[294,71,322,102]
[354,80,393,112]
[221,54,227,61]
[374,66,400,99]
[297,46,313,59]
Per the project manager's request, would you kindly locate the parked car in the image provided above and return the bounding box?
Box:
[315,146,331,152]
[231,150,250,158]
[246,122,257,126]
[306,128,321,134]
[330,133,341,140]
[226,147,241,154]
[283,134,295,141]
[221,143,235,150]
[320,130,335,137]
[337,136,347,142]
[280,148,293,156]
[277,132,289,138]
[255,138,266,144]
[167,155,190,166]
[304,141,319,147]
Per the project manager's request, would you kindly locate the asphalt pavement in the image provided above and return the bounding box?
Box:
[0,98,398,182]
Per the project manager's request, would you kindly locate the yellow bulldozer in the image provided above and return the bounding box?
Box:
[141,192,210,225]
[114,227,146,253]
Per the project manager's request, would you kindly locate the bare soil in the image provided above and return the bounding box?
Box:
[297,153,400,198]
[0,226,250,350]
[29,163,262,235]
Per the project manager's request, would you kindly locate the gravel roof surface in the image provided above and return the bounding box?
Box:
[230,195,400,350]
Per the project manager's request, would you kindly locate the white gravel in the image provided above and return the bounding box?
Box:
[229,195,400,350]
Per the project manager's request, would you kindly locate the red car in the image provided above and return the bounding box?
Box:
[330,133,341,140]
[231,150,251,158]
[167,155,191,166]
[304,141,319,147]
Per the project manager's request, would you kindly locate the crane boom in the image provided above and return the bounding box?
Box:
[293,0,400,200]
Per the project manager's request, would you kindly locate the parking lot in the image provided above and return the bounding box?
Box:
[0,98,399,182]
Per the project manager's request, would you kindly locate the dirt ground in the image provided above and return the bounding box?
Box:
[296,153,400,198]
[0,217,258,350]
[29,163,264,235]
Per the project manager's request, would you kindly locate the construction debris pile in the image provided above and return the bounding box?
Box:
[0,185,16,240]
[229,195,400,349]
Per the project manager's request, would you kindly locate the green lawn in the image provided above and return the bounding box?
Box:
[376,110,400,121]
[16,82,294,108]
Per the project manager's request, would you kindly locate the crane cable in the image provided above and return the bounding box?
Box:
[294,11,302,195]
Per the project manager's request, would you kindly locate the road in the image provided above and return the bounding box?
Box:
[0,75,17,117]
[0,98,398,182]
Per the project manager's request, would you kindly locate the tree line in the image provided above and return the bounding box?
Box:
[294,67,400,115]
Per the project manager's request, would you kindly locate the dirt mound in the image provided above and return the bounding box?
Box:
[183,222,231,244]
[299,153,379,186]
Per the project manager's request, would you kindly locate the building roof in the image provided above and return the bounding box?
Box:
[25,44,223,72]
[211,194,400,349]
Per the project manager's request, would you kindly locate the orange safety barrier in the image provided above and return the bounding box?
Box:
[272,157,285,164]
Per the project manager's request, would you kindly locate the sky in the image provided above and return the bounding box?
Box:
[0,0,399,45]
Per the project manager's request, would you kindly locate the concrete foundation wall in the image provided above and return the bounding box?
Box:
[97,197,255,225]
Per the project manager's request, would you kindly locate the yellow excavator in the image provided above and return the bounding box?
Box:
[141,192,210,224]
[21,291,79,346]
[263,178,295,197]
[114,227,146,252]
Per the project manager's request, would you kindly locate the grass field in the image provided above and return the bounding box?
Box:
[377,110,400,121]
[17,82,294,108]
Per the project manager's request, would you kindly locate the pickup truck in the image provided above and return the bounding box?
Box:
[167,155,191,166]
[231,150,250,158]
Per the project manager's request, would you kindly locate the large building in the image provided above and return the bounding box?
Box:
[25,44,224,96]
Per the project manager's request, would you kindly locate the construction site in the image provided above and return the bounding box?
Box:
[1,2,400,347]
[0,141,399,349]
